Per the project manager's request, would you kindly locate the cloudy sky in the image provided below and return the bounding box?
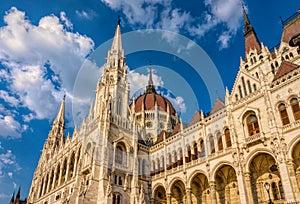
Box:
[0,0,298,202]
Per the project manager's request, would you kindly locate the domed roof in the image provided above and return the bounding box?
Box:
[133,93,176,115]
[130,69,176,116]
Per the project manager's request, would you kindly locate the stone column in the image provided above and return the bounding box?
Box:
[166,193,172,204]
[65,160,70,183]
[209,181,217,204]
[244,172,254,204]
[287,160,300,198]
[236,172,249,204]
[52,168,57,190]
[278,161,296,201]
[41,176,46,196]
[186,188,192,204]
[73,155,78,178]
[58,165,63,186]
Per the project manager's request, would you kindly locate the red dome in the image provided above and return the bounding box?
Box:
[131,93,176,116]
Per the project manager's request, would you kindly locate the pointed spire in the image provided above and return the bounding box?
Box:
[53,95,65,127]
[242,5,261,56]
[16,187,20,200]
[10,191,15,203]
[146,67,157,94]
[242,4,252,35]
[111,17,123,54]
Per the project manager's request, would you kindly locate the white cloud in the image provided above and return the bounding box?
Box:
[217,31,232,49]
[75,10,97,20]
[0,149,17,176]
[0,115,21,138]
[0,7,94,129]
[128,69,164,97]
[7,172,12,179]
[0,90,19,107]
[60,11,73,30]
[101,0,244,49]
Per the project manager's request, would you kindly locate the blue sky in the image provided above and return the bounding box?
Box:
[0,0,298,202]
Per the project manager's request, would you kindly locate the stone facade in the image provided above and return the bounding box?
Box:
[27,10,300,204]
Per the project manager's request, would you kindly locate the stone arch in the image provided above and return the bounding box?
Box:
[190,172,210,204]
[211,161,236,180]
[215,165,240,204]
[248,152,284,203]
[153,184,167,204]
[287,134,300,159]
[188,169,209,188]
[168,177,185,193]
[170,179,186,203]
[245,149,275,171]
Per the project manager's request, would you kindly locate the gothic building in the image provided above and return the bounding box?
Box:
[27,8,300,204]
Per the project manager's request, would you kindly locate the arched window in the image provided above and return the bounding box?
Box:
[167,153,172,170]
[242,77,247,96]
[224,128,232,147]
[278,103,290,125]
[160,156,165,172]
[44,174,49,195]
[255,72,259,78]
[173,151,177,168]
[289,52,294,58]
[156,158,160,173]
[238,85,243,99]
[115,143,126,165]
[253,84,257,91]
[235,94,238,101]
[217,132,223,151]
[177,148,183,166]
[113,194,122,204]
[275,61,279,67]
[291,98,300,121]
[246,114,260,136]
[247,80,252,94]
[200,140,205,157]
[186,145,192,163]
[272,182,279,200]
[209,135,215,154]
[39,179,44,197]
[193,143,198,160]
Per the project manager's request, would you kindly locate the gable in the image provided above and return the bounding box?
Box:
[273,61,299,81]
[231,70,260,102]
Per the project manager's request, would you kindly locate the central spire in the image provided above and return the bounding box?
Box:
[146,67,157,94]
[111,17,123,54]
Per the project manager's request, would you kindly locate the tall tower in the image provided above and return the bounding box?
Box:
[94,19,129,119]
[243,5,261,56]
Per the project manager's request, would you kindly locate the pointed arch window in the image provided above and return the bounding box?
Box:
[209,135,215,154]
[291,98,300,121]
[193,143,198,160]
[217,132,223,151]
[115,143,127,166]
[278,103,290,125]
[224,128,232,147]
[200,140,205,157]
[246,114,260,136]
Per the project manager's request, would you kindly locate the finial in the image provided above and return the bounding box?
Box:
[63,93,66,101]
[280,16,284,27]
[118,15,121,25]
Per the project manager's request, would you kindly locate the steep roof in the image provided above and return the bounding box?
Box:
[189,110,201,126]
[209,98,225,115]
[273,61,299,81]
